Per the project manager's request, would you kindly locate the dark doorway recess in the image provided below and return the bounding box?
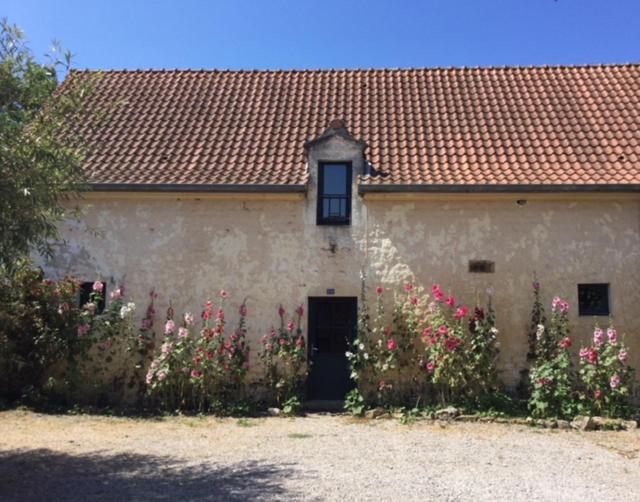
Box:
[307,297,357,401]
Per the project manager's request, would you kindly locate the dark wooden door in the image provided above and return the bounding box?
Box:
[308,297,357,400]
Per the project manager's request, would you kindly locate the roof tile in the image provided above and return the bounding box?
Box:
[70,65,640,187]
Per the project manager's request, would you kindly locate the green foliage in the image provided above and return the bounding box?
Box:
[0,263,89,401]
[282,396,303,416]
[527,276,546,362]
[348,278,500,411]
[145,294,251,412]
[344,388,366,416]
[258,304,307,408]
[0,263,140,406]
[577,324,635,418]
[529,351,576,419]
[0,19,102,276]
[528,296,577,418]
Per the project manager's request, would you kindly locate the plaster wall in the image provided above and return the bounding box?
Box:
[43,136,640,393]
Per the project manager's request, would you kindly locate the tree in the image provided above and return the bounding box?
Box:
[0,18,98,276]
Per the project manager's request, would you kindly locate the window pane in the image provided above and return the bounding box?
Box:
[578,283,610,316]
[323,164,347,195]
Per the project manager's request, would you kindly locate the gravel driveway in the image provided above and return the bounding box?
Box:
[0,410,639,501]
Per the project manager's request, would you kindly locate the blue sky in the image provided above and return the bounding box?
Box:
[4,0,640,70]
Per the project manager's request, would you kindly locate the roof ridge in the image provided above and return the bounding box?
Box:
[69,62,640,75]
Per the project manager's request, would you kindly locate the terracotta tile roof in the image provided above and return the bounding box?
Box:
[72,65,640,190]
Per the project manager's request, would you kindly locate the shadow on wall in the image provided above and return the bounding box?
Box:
[0,448,306,501]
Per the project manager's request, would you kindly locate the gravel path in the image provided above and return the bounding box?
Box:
[1,410,639,501]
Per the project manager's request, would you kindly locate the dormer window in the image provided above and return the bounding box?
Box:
[317,162,352,225]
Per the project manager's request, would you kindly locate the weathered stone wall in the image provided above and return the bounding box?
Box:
[45,190,640,394]
[42,135,640,395]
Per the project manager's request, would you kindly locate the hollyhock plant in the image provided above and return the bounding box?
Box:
[528,295,576,418]
[421,284,499,405]
[147,292,253,412]
[526,275,547,363]
[578,322,634,417]
[259,302,307,408]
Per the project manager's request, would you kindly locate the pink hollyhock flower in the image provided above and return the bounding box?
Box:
[378,380,387,391]
[537,377,552,387]
[145,370,154,385]
[586,348,599,365]
[287,321,295,332]
[375,286,384,296]
[594,389,603,400]
[157,370,167,382]
[579,347,589,360]
[165,319,176,335]
[296,336,305,349]
[454,305,469,320]
[431,284,441,295]
[239,303,248,317]
[426,361,436,374]
[260,334,268,344]
[422,327,433,340]
[178,327,189,339]
[610,374,621,390]
[269,327,277,338]
[161,342,173,355]
[279,338,288,346]
[278,305,286,318]
[77,324,90,337]
[295,304,304,317]
[193,356,203,366]
[110,288,122,301]
[559,337,572,350]
[593,328,604,347]
[618,350,628,363]
[191,370,202,379]
[444,336,462,352]
[202,301,214,320]
[410,296,419,306]
[216,309,225,321]
[404,283,414,293]
[92,281,104,293]
[387,339,398,351]
[552,296,570,313]
[219,290,228,299]
[265,343,273,351]
[184,312,194,326]
[438,325,449,337]
[445,296,456,308]
[607,327,618,345]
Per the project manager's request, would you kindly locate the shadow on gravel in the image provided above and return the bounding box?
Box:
[0,448,304,501]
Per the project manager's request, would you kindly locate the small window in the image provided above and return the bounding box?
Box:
[469,260,495,273]
[79,281,106,314]
[578,283,610,316]
[317,162,352,225]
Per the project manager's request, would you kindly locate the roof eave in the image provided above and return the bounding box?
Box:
[358,183,640,194]
[88,183,308,193]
